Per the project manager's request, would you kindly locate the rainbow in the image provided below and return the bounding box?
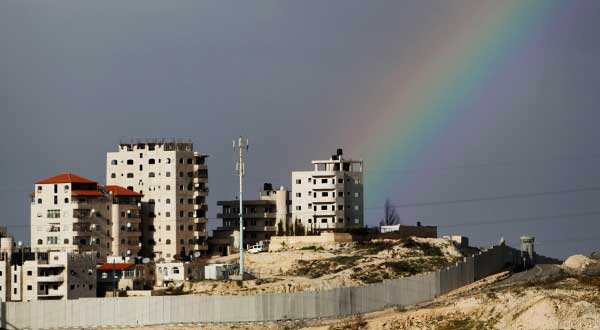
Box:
[351,1,563,209]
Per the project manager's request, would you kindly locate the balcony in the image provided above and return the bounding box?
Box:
[193,230,208,237]
[194,243,208,251]
[244,225,277,232]
[37,275,64,283]
[194,164,208,171]
[37,292,64,299]
[193,217,207,224]
[194,203,208,211]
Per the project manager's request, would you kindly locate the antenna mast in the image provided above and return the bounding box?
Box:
[233,137,249,277]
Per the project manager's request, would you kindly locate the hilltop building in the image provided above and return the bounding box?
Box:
[210,184,290,255]
[291,149,364,233]
[106,140,209,261]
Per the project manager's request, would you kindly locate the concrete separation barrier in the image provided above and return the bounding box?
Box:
[0,244,513,329]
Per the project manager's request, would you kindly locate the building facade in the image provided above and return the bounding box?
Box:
[105,186,143,258]
[31,173,113,261]
[0,249,96,302]
[291,149,364,233]
[106,140,209,261]
[211,184,289,255]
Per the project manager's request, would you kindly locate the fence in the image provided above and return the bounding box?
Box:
[1,244,512,329]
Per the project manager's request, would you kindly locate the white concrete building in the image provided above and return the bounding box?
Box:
[291,149,364,233]
[0,249,96,302]
[106,140,209,261]
[31,173,113,262]
[105,186,143,258]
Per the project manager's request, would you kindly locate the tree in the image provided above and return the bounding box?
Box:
[380,199,401,226]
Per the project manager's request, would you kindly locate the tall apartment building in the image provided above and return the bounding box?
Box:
[291,149,364,233]
[211,184,289,255]
[106,140,209,261]
[31,173,113,262]
[30,173,142,262]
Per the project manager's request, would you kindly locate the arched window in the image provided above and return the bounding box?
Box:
[37,239,42,245]
[127,159,134,165]
[148,158,156,164]
[149,172,155,178]
[179,158,184,164]
[172,267,179,274]
[166,158,171,164]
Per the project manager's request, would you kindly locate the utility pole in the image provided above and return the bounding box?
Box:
[234,137,249,278]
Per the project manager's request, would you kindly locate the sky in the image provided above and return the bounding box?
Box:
[1,1,600,259]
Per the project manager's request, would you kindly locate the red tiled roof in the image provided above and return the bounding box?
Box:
[104,185,143,197]
[71,190,103,197]
[35,173,97,185]
[97,263,134,271]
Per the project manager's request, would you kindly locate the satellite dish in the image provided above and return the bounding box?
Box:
[193,251,201,258]
[142,258,151,264]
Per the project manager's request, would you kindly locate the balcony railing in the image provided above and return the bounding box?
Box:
[37,275,64,283]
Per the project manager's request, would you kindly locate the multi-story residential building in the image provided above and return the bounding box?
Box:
[0,248,96,302]
[291,149,364,233]
[31,173,113,262]
[96,261,153,296]
[106,140,209,261]
[211,184,289,255]
[105,186,143,258]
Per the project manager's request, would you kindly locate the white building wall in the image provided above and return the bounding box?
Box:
[31,183,112,262]
[291,151,364,232]
[106,142,208,261]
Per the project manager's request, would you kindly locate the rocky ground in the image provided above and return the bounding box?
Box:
[128,270,600,330]
[185,237,466,295]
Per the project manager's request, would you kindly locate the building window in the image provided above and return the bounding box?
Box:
[173,267,179,274]
[321,179,327,184]
[64,198,69,203]
[127,173,134,178]
[166,185,171,191]
[338,205,344,210]
[37,239,42,245]
[354,205,360,211]
[149,172,155,178]
[70,285,75,290]
[166,212,171,218]
[338,179,343,184]
[139,153,143,158]
[166,172,171,177]
[37,186,42,192]
[127,159,134,165]
[37,198,42,204]
[354,192,360,198]
[149,158,156,164]
[53,196,58,205]
[166,239,171,245]
[26,271,32,276]
[64,238,69,244]
[47,236,58,244]
[166,158,171,164]
[27,285,32,291]
[111,160,118,165]
[296,179,301,184]
[296,193,301,197]
[321,219,327,223]
[321,205,327,210]
[166,225,171,231]
[47,209,60,218]
[322,192,328,197]
[166,199,171,204]
[110,173,116,179]
[354,218,359,224]
[296,206,301,211]
[339,192,344,197]
[179,158,184,164]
